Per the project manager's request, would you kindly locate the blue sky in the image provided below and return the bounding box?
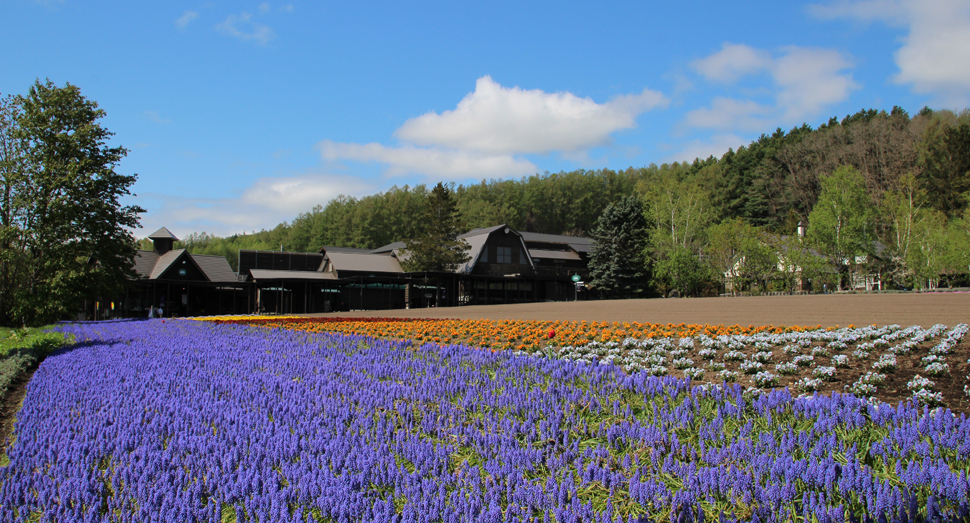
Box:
[4,1,970,239]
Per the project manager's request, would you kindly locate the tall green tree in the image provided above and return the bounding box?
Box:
[807,165,873,290]
[588,196,650,298]
[0,80,142,325]
[641,173,712,296]
[400,182,470,272]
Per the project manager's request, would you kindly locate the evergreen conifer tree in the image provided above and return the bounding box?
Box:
[400,182,470,272]
[588,196,650,298]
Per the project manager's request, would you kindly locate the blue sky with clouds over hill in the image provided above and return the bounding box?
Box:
[3,0,969,238]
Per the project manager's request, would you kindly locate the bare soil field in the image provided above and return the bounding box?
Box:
[320,292,970,327]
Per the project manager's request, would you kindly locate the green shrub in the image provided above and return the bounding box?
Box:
[0,328,70,401]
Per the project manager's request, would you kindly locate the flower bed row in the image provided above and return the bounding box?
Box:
[207,317,970,412]
[2,320,969,521]
[201,315,822,351]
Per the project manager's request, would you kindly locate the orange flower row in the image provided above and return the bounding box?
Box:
[200,316,819,353]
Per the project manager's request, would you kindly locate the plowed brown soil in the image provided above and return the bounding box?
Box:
[319,292,970,328]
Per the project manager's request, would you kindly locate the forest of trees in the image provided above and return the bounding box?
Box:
[169,106,970,292]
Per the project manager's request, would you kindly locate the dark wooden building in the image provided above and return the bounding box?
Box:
[123,227,248,317]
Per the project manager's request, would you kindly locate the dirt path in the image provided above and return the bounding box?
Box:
[314,292,970,327]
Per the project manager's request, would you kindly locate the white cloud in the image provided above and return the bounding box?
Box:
[318,140,537,180]
[136,174,375,238]
[394,76,668,155]
[810,0,970,107]
[240,173,373,213]
[665,134,750,164]
[683,97,773,131]
[216,12,276,45]
[685,44,857,129]
[773,46,858,120]
[258,3,271,14]
[175,10,199,29]
[691,43,772,83]
[318,77,666,182]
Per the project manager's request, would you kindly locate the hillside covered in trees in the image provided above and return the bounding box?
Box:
[164,106,970,286]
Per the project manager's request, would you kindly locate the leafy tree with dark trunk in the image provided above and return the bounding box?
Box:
[400,182,470,272]
[588,196,650,298]
[0,80,142,326]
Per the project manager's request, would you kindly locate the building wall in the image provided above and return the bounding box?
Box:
[472,233,534,277]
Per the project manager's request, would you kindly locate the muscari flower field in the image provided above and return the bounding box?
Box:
[1,318,969,522]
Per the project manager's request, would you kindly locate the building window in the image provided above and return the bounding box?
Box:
[497,246,511,263]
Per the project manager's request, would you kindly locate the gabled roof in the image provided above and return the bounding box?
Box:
[150,249,186,279]
[193,254,238,282]
[133,248,237,282]
[133,250,160,279]
[325,252,403,274]
[459,224,507,239]
[148,227,179,240]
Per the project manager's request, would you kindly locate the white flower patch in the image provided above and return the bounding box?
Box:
[889,341,917,355]
[647,365,668,377]
[753,371,779,387]
[858,372,887,385]
[783,345,800,355]
[849,381,877,396]
[672,357,694,370]
[698,348,718,360]
[832,355,850,368]
[813,366,837,381]
[924,362,949,376]
[723,350,745,362]
[848,371,885,396]
[740,360,764,374]
[911,389,944,407]
[795,377,822,392]
[793,355,814,367]
[907,375,935,391]
[708,361,725,371]
[683,367,704,380]
[752,351,773,363]
[873,354,897,372]
[852,348,871,360]
[718,370,739,382]
[775,362,799,375]
[811,346,830,357]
